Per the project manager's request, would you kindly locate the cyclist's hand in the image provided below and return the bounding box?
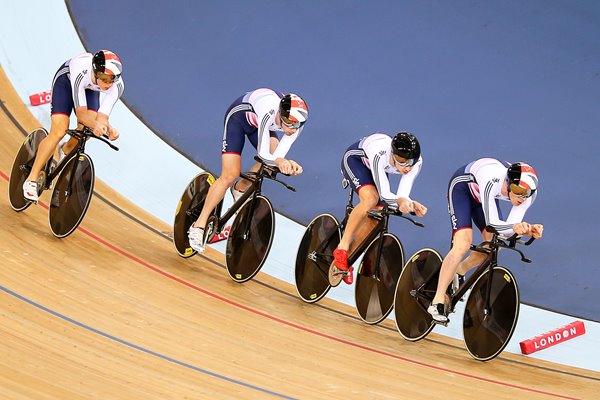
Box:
[288,160,303,175]
[275,158,298,175]
[397,197,413,214]
[412,201,428,217]
[108,126,120,141]
[93,121,108,137]
[513,222,531,236]
[531,224,544,239]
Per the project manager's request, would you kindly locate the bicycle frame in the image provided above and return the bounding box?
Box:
[411,232,533,315]
[313,185,422,279]
[22,127,117,195]
[211,156,295,234]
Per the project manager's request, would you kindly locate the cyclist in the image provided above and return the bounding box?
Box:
[332,132,427,284]
[188,88,309,252]
[428,158,544,323]
[22,50,124,202]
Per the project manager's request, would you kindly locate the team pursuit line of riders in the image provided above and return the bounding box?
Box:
[13,50,544,359]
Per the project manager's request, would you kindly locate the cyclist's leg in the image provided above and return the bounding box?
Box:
[26,114,69,183]
[234,135,279,194]
[429,169,475,320]
[337,145,379,253]
[338,186,379,251]
[456,230,490,276]
[63,90,99,155]
[193,97,251,233]
[432,229,472,304]
[195,153,241,230]
[26,63,75,185]
[333,146,379,283]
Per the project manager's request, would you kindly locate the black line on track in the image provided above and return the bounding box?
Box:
[2,96,596,382]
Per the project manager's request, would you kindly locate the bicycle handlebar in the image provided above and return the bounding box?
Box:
[241,155,296,192]
[67,126,119,151]
[367,207,425,228]
[471,228,535,263]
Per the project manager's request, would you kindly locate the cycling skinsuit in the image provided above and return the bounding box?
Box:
[221,88,302,162]
[341,133,422,205]
[50,52,124,117]
[447,157,536,236]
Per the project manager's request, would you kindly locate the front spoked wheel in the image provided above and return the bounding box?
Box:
[8,128,49,211]
[355,233,404,325]
[172,172,217,257]
[48,154,94,238]
[294,213,340,303]
[393,248,443,341]
[226,195,274,283]
[463,266,520,361]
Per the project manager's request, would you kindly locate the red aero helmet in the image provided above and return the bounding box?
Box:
[507,162,538,194]
[92,50,123,78]
[279,93,308,127]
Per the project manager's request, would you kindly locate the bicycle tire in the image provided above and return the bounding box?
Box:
[226,195,274,283]
[355,233,404,325]
[393,248,443,341]
[8,128,49,211]
[463,266,520,361]
[48,154,94,238]
[294,213,340,303]
[172,172,217,258]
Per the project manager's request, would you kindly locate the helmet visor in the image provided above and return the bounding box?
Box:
[95,71,120,84]
[509,183,535,199]
[280,114,304,129]
[392,154,416,167]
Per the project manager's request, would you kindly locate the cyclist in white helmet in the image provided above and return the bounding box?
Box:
[428,158,544,323]
[188,88,309,253]
[23,50,124,202]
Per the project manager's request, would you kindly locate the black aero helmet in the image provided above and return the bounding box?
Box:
[391,132,421,161]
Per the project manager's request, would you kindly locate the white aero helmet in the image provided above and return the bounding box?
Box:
[507,162,538,198]
[92,50,122,82]
[279,93,308,129]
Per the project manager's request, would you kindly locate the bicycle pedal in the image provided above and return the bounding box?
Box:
[433,319,449,327]
[328,264,343,287]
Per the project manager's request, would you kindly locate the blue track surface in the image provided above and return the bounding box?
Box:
[66,0,600,321]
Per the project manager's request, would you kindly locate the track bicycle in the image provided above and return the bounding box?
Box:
[8,126,118,238]
[173,156,295,283]
[393,228,535,361]
[294,180,423,324]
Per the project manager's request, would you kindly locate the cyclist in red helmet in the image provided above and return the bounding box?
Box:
[188,88,309,253]
[332,132,428,285]
[23,50,124,202]
[428,158,544,323]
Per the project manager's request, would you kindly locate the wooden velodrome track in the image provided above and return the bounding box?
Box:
[0,68,597,400]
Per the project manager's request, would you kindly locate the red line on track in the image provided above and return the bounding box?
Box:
[0,171,578,400]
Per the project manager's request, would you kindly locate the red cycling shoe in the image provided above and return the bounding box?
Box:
[333,248,354,285]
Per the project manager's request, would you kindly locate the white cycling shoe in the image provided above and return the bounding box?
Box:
[23,180,39,202]
[188,226,206,253]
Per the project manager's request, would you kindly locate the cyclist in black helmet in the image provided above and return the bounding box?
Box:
[332,132,428,285]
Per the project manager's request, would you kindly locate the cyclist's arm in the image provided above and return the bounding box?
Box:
[480,177,515,236]
[98,79,124,116]
[69,68,97,128]
[252,97,278,162]
[74,106,99,129]
[396,156,423,199]
[272,129,300,159]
